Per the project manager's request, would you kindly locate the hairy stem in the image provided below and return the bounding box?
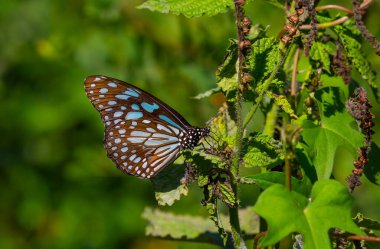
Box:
[243,48,287,129]
[229,0,247,248]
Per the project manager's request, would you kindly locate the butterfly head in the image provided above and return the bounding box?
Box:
[180,127,210,149]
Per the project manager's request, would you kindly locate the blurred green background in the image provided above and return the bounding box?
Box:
[0,0,379,249]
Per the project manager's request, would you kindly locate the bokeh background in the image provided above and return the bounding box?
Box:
[1,0,379,248]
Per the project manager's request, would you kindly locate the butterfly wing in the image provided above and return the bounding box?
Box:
[84,75,190,178]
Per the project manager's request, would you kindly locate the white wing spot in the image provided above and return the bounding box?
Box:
[115,138,121,143]
[147,128,156,133]
[142,162,148,169]
[130,131,150,137]
[157,124,171,133]
[100,88,108,93]
[114,111,123,118]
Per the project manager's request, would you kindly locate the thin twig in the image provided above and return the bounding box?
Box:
[253,232,267,249]
[300,16,349,30]
[347,234,380,242]
[315,5,353,14]
[300,0,373,30]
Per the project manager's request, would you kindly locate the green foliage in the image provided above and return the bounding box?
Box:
[253,180,364,249]
[143,207,259,242]
[354,213,380,231]
[151,163,188,206]
[248,37,279,87]
[309,41,336,73]
[243,171,312,196]
[216,40,239,101]
[266,91,298,119]
[334,20,378,96]
[299,87,364,179]
[242,132,284,168]
[138,0,236,17]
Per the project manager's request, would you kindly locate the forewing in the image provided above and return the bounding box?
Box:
[84,75,187,178]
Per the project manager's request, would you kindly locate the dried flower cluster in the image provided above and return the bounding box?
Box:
[331,41,352,84]
[303,0,318,56]
[346,87,375,193]
[352,0,380,55]
[235,0,253,91]
[280,3,305,45]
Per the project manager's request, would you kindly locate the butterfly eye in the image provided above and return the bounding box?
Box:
[84,75,209,179]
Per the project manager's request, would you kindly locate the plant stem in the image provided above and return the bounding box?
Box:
[229,0,247,248]
[243,48,287,129]
[300,0,373,30]
[291,47,300,97]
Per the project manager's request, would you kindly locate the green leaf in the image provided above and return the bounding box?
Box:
[209,105,237,148]
[151,163,188,206]
[334,21,378,98]
[142,207,260,243]
[354,213,380,230]
[253,180,364,249]
[217,181,236,207]
[364,142,380,186]
[216,40,238,101]
[193,86,221,99]
[217,75,238,102]
[300,87,364,179]
[216,39,238,82]
[249,37,279,86]
[309,41,335,73]
[266,91,298,119]
[242,132,284,169]
[243,171,312,196]
[138,0,236,18]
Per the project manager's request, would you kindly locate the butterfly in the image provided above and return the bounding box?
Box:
[84,75,209,179]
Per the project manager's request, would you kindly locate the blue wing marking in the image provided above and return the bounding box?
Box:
[158,115,183,130]
[141,102,159,113]
[124,89,140,97]
[125,111,143,120]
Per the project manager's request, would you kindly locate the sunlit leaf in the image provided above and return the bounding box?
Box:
[242,132,284,169]
[143,206,260,242]
[138,0,237,18]
[299,87,364,179]
[253,180,364,248]
[243,171,312,196]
